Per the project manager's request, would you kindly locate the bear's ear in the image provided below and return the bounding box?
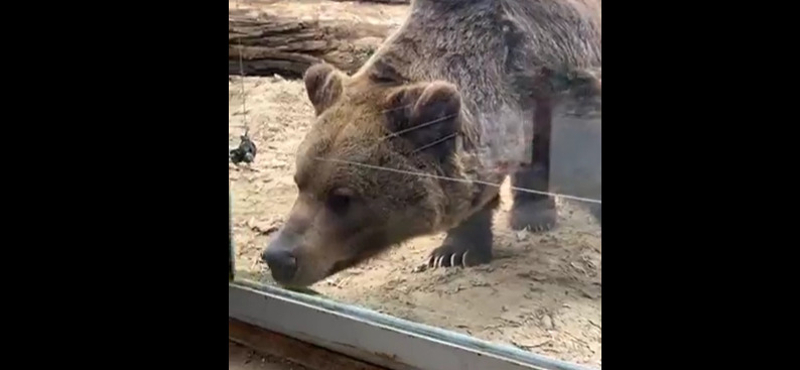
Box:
[382,81,462,162]
[304,63,345,116]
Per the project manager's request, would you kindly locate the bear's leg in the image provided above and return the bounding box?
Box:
[509,96,557,232]
[429,196,499,268]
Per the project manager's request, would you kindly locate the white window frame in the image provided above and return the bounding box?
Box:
[229,281,597,370]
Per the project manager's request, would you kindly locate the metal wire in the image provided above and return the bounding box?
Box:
[314,156,601,204]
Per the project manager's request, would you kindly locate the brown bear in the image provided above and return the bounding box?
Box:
[261,0,601,287]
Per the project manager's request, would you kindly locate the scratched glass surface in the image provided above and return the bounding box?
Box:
[228,3,601,368]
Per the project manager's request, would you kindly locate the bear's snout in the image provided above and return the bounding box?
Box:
[262,231,299,284]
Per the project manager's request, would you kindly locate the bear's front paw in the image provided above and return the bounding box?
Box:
[428,241,492,268]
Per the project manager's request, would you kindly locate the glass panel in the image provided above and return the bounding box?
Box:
[229,1,600,368]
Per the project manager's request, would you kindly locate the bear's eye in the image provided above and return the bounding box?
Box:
[327,188,354,215]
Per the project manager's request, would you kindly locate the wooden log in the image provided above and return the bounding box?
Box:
[229,10,394,78]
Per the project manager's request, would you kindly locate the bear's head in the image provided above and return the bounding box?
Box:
[261,63,469,287]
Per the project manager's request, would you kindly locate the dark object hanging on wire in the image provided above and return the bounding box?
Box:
[230,132,257,165]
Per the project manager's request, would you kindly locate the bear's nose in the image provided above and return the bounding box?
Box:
[262,248,297,283]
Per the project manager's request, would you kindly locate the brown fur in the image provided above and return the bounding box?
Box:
[263,0,601,287]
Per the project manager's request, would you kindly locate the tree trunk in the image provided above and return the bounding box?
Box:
[229,10,394,78]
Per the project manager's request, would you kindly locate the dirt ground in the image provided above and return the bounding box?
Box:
[229,1,601,368]
[230,342,311,370]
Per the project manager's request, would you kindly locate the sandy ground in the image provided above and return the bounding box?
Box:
[229,1,601,367]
